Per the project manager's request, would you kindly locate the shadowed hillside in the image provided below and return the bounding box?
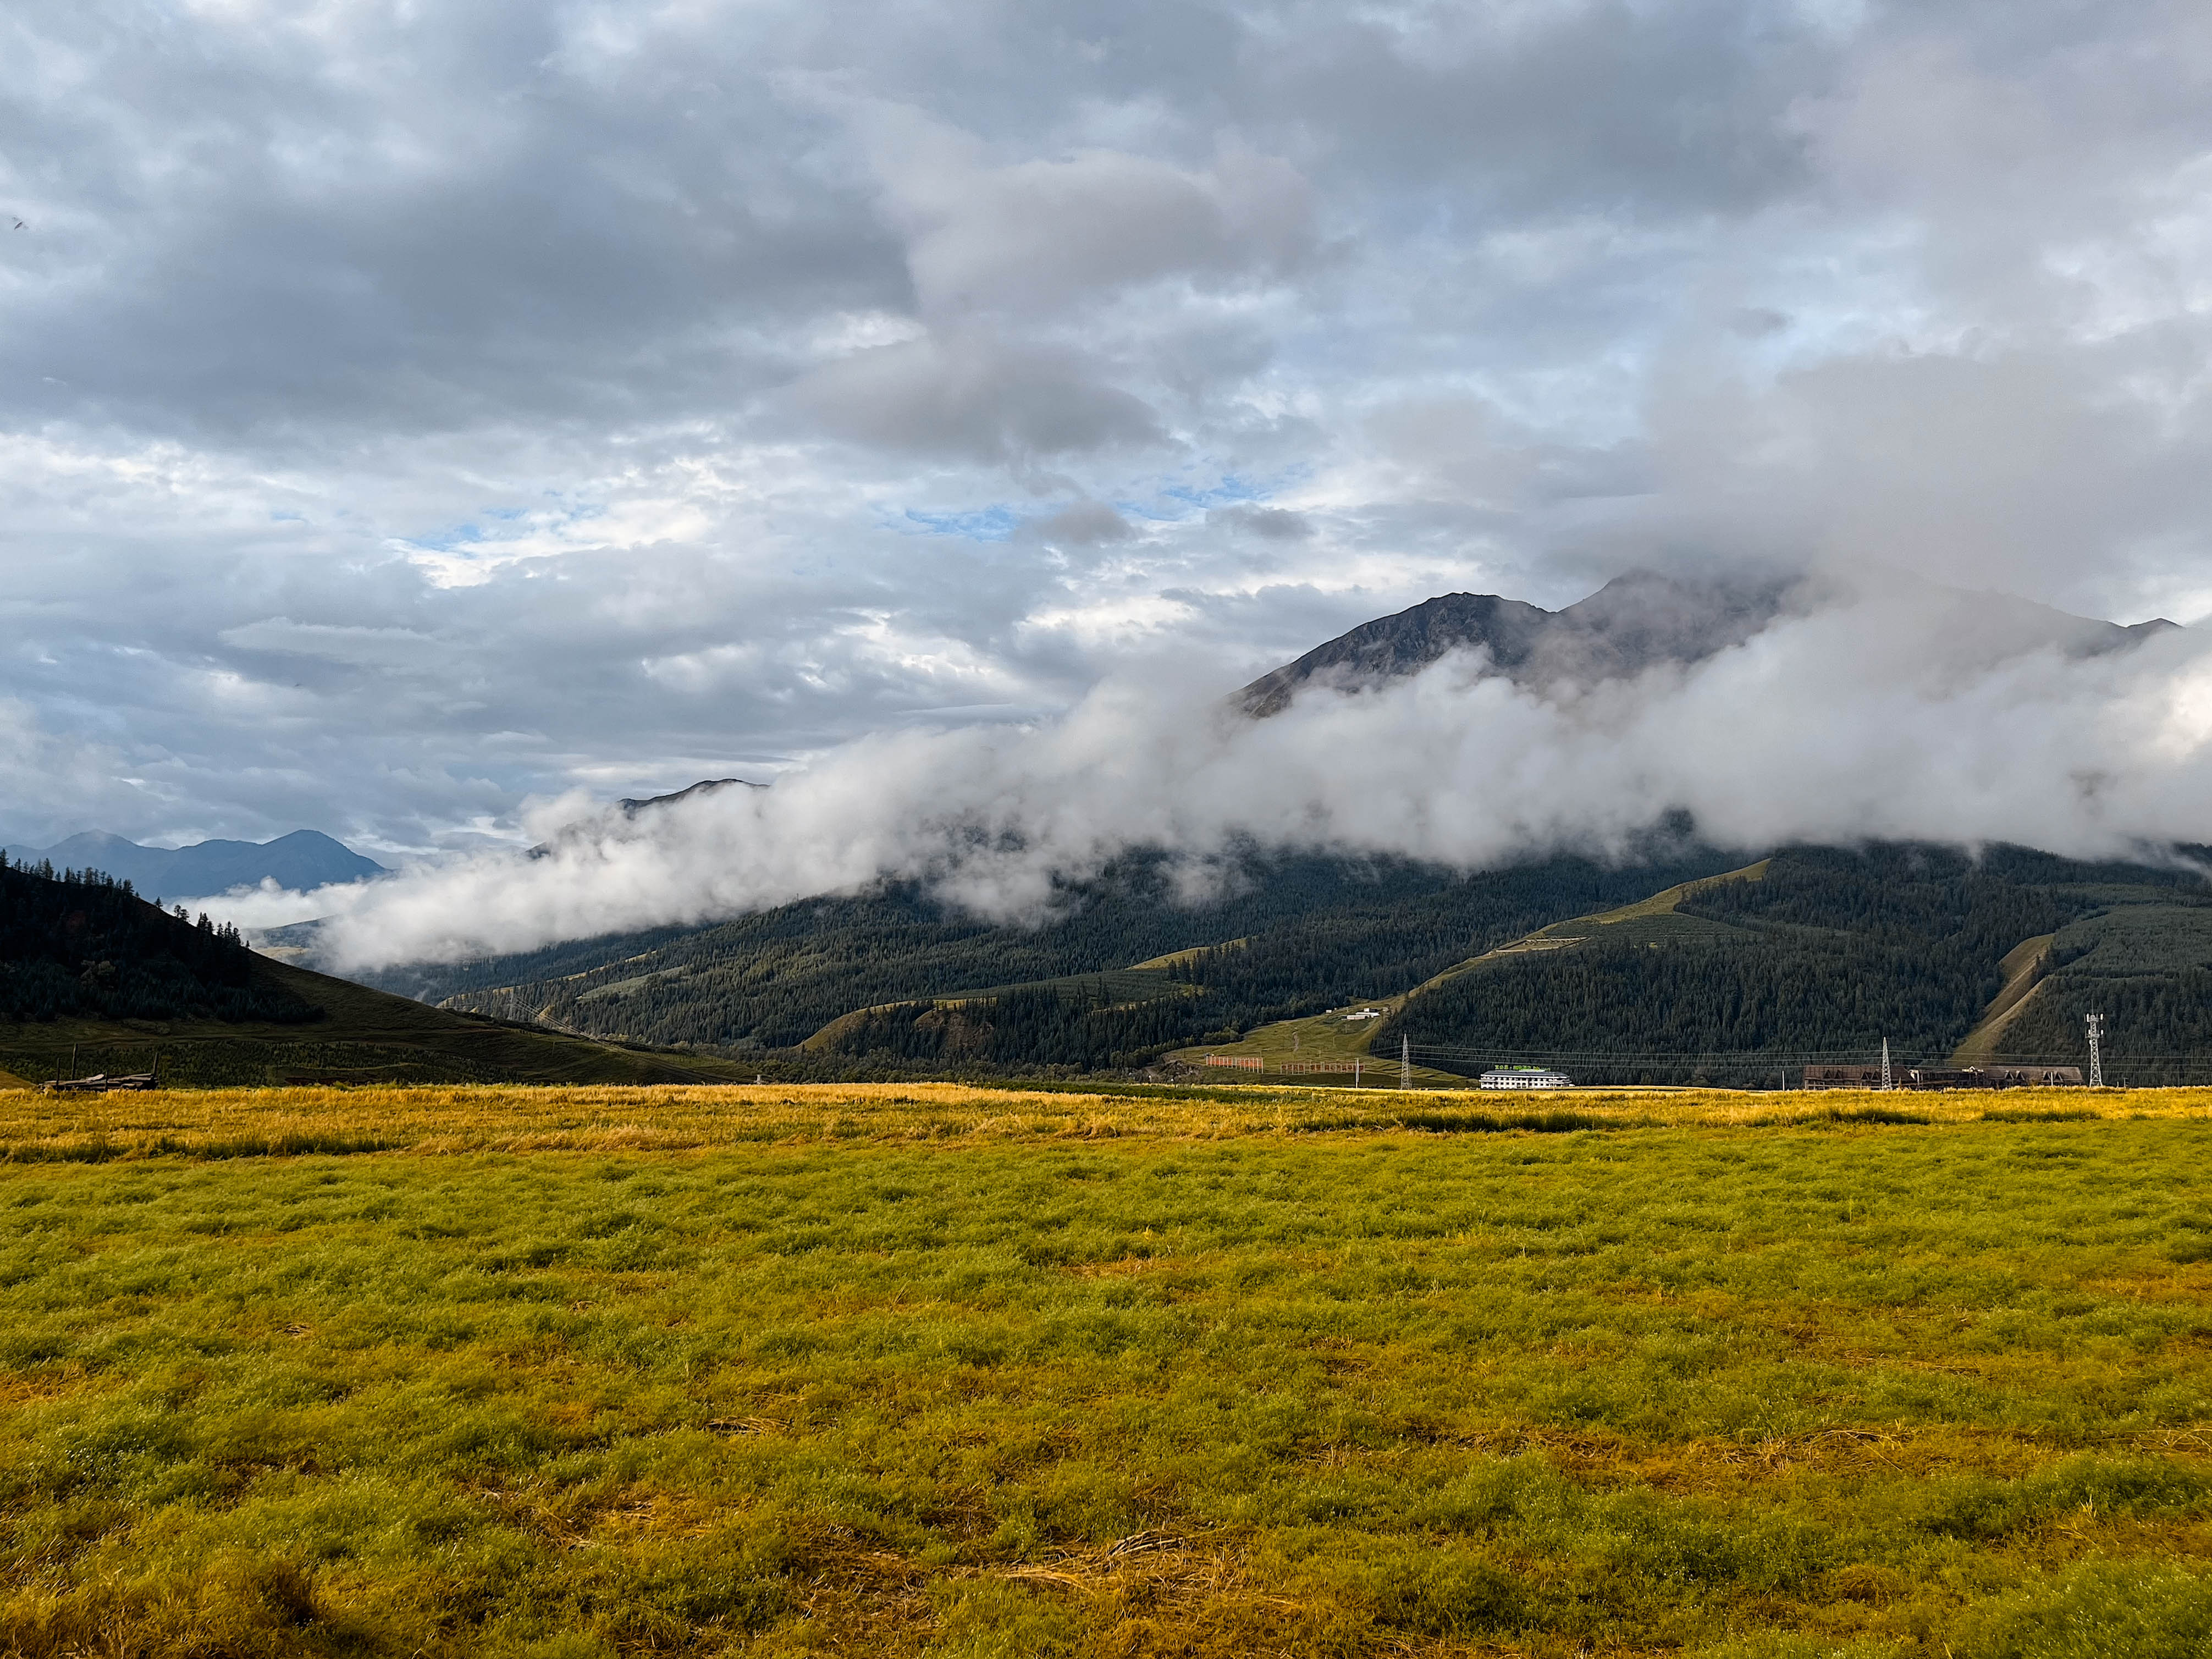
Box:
[0,856,753,1087]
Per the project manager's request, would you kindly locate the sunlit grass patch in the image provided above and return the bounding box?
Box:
[0,1079,2203,1162]
[0,1089,2208,1652]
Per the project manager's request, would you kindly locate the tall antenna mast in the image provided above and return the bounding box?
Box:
[1880,1038,1892,1091]
[2086,1012,2105,1088]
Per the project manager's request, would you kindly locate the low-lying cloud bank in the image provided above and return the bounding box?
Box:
[301,582,2212,972]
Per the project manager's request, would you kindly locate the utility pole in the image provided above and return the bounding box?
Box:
[2086,1012,2105,1088]
[1400,1034,1411,1089]
[1880,1038,1892,1091]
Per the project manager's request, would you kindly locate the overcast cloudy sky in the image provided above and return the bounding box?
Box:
[5,0,2210,857]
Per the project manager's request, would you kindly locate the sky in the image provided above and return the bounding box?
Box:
[6,0,2212,879]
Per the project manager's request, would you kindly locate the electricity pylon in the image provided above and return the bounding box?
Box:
[2086,1012,2105,1088]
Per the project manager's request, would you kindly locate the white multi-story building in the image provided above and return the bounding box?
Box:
[1479,1067,1573,1090]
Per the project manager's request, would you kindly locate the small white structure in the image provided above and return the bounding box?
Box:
[1343,1007,1384,1022]
[1479,1067,1572,1090]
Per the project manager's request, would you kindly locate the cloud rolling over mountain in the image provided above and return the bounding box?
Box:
[309,574,2212,969]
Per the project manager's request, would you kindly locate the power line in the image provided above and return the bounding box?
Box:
[1398,1042,2187,1063]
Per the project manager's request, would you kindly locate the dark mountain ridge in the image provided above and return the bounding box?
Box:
[619,778,763,815]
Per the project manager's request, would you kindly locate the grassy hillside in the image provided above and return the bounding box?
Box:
[1164,996,1467,1085]
[1,852,769,1085]
[0,957,761,1087]
[2,1082,2210,1655]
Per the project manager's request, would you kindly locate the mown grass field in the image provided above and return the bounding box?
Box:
[1,1082,2209,1657]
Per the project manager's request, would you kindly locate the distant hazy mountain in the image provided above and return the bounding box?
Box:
[1,829,385,899]
[1237,567,2179,717]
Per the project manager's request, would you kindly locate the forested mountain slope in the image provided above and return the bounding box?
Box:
[0,855,319,1026]
[1370,844,2212,1083]
[402,844,1745,1059]
[375,838,2212,1079]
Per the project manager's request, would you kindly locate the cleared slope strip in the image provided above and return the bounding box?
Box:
[1950,934,2058,1065]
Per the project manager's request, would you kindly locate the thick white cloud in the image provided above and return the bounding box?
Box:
[1,0,2208,891]
[791,332,1165,465]
[859,109,1315,317]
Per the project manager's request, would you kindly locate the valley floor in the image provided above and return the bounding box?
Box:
[1,1083,2209,1656]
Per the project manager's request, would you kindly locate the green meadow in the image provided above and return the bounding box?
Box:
[1,1086,2210,1656]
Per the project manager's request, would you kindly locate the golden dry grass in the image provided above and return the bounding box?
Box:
[0,1079,2199,1162]
[3,1081,2210,1656]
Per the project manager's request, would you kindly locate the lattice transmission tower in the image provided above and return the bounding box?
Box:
[2086,1012,2105,1088]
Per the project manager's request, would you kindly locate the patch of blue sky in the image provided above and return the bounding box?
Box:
[1123,466,1309,524]
[405,523,484,552]
[1161,473,1267,510]
[884,471,1306,543]
[895,504,1022,541]
[404,504,566,551]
